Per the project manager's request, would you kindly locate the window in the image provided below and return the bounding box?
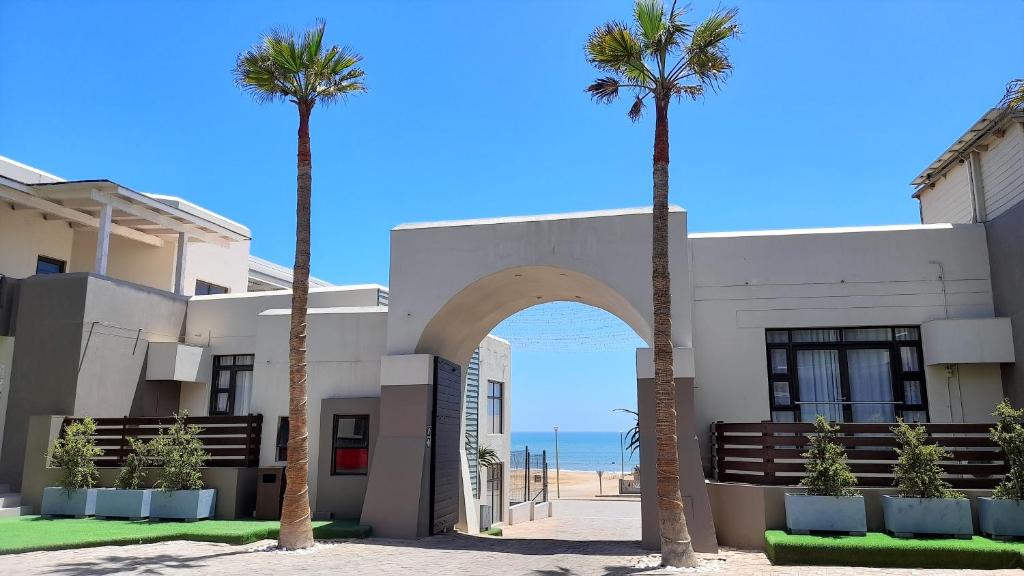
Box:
[276,417,289,461]
[766,327,926,423]
[35,256,66,275]
[332,415,369,475]
[195,280,229,295]
[488,381,503,434]
[486,462,503,523]
[209,354,254,415]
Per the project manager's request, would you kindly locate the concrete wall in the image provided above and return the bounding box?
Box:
[69,230,177,292]
[690,223,997,458]
[919,163,973,224]
[0,207,73,279]
[183,239,251,296]
[0,336,13,466]
[315,397,380,520]
[0,274,186,488]
[476,336,511,526]
[987,199,1024,403]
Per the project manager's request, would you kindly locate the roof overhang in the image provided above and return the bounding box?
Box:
[911,108,1024,198]
[0,178,250,248]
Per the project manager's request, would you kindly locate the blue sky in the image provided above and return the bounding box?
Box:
[2,1,1021,431]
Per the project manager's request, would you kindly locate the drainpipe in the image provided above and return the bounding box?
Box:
[929,260,963,422]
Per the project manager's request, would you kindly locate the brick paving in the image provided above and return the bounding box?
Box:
[0,499,1019,575]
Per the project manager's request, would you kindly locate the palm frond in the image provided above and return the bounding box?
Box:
[1001,78,1024,110]
[587,76,624,103]
[634,0,666,45]
[628,95,647,122]
[478,445,501,468]
[586,22,655,84]
[672,84,703,101]
[675,7,740,88]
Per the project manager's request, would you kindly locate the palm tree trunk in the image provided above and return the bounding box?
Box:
[279,100,315,550]
[652,96,697,568]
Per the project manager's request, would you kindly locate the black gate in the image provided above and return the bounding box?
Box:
[430,356,462,535]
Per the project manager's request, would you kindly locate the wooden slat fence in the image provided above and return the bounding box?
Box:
[712,421,1004,490]
[62,415,262,468]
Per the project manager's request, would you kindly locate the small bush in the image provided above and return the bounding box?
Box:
[115,437,153,490]
[800,416,857,497]
[48,417,102,491]
[891,419,963,499]
[991,399,1024,500]
[151,412,209,491]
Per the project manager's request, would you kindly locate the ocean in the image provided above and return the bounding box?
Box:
[511,431,639,473]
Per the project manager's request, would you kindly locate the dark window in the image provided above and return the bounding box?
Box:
[276,417,289,461]
[766,327,926,423]
[195,280,229,295]
[486,462,503,523]
[35,255,66,275]
[488,381,503,434]
[332,415,370,475]
[209,354,254,415]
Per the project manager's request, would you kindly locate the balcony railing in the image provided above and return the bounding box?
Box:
[711,421,1005,489]
[62,415,263,468]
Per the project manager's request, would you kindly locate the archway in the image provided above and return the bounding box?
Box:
[359,208,716,552]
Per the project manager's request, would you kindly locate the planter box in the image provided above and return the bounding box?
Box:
[881,495,973,539]
[41,487,99,518]
[979,497,1024,540]
[149,489,216,521]
[95,489,153,520]
[784,493,866,535]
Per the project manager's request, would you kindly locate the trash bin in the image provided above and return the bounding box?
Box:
[255,467,286,520]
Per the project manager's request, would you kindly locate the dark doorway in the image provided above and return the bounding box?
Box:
[430,356,462,535]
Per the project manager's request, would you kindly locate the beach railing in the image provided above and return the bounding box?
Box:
[509,446,549,504]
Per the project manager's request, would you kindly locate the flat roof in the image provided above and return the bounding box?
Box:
[248,255,333,288]
[190,283,388,300]
[394,206,684,230]
[690,222,956,239]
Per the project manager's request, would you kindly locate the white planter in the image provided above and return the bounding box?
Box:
[881,495,973,538]
[41,487,99,518]
[978,497,1024,540]
[784,493,866,535]
[95,489,153,520]
[149,489,216,521]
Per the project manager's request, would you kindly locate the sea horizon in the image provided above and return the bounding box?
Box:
[510,430,638,473]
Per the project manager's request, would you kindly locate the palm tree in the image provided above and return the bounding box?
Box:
[615,408,640,456]
[586,0,739,567]
[234,20,366,550]
[1001,79,1024,110]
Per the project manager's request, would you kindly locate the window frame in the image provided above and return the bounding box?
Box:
[276,416,289,462]
[331,414,370,476]
[487,380,504,435]
[35,255,66,275]
[195,279,229,295]
[486,461,503,522]
[765,327,927,423]
[209,354,254,416]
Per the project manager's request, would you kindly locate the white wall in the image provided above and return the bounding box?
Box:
[980,121,1024,220]
[476,335,511,526]
[0,207,73,279]
[690,223,996,451]
[919,163,973,224]
[183,239,251,295]
[69,230,176,290]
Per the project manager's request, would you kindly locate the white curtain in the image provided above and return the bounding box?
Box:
[847,349,895,422]
[233,370,253,416]
[797,349,843,422]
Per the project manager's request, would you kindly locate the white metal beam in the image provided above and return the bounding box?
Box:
[90,189,230,248]
[95,203,113,275]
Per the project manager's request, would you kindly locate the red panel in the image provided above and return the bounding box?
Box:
[335,448,368,472]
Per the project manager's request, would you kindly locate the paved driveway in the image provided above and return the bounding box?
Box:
[0,499,1020,575]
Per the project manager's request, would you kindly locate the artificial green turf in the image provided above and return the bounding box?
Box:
[482,526,502,537]
[765,530,1024,570]
[0,516,370,555]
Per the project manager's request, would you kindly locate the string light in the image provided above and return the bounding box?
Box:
[491,302,646,352]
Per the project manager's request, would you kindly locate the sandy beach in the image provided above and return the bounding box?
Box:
[547,469,638,499]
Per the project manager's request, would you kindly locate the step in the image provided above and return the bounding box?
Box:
[0,493,20,508]
[0,505,31,518]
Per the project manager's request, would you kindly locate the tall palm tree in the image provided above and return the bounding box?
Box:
[234,20,366,550]
[1001,79,1024,110]
[586,0,738,567]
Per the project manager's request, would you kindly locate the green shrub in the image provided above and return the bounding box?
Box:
[114,437,153,490]
[800,415,857,496]
[991,399,1024,500]
[48,418,102,491]
[151,412,208,491]
[891,419,963,499]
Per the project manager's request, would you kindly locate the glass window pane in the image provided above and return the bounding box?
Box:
[792,329,840,343]
[902,410,928,423]
[900,347,920,372]
[334,416,369,448]
[276,417,289,461]
[766,330,788,344]
[334,448,368,473]
[903,381,923,405]
[843,328,892,341]
[233,370,253,415]
[215,370,232,390]
[796,349,843,421]
[772,381,791,406]
[235,355,255,365]
[217,356,234,366]
[772,410,796,423]
[847,349,895,423]
[770,349,788,374]
[895,327,920,341]
[214,392,230,413]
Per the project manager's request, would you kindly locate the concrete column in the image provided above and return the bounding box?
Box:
[360,354,435,538]
[968,151,987,222]
[94,202,113,275]
[173,232,189,294]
